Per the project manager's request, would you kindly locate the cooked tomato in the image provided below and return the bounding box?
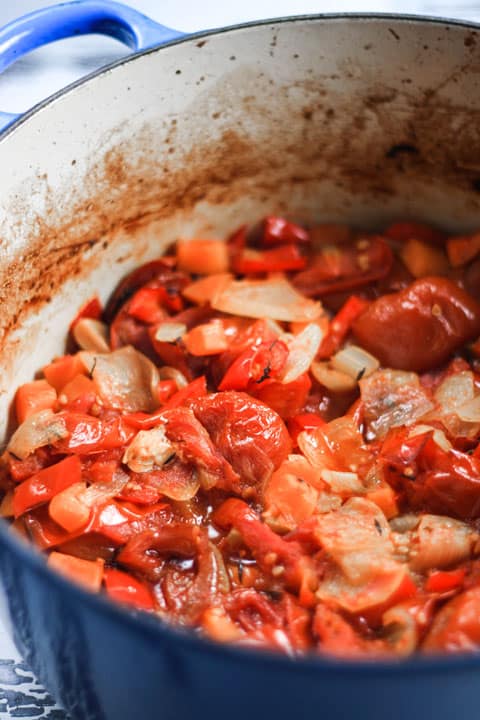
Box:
[352,277,480,372]
[9,215,480,660]
[191,391,292,496]
[293,236,393,296]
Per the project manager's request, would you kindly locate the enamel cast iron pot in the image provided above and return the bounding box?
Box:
[1,2,480,719]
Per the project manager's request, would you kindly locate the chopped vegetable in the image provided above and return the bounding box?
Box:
[177,238,229,275]
[8,215,480,660]
[15,380,57,424]
[212,277,323,322]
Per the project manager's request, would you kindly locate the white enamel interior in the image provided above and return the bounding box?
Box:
[0,16,480,438]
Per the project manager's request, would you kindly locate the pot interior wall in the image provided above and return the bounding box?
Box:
[0,16,479,438]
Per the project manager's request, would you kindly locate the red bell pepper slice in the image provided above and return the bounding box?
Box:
[218,340,289,391]
[287,412,326,445]
[13,455,82,518]
[104,567,155,611]
[234,245,306,274]
[317,295,370,359]
[425,568,466,594]
[213,498,314,593]
[262,216,310,246]
[249,373,312,420]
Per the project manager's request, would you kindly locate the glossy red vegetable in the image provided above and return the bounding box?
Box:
[9,215,480,660]
[353,277,480,372]
[293,236,393,296]
[192,391,292,496]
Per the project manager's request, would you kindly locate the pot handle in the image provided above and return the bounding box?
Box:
[0,0,185,132]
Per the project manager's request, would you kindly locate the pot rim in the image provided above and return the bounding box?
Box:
[1,11,480,139]
[2,11,480,674]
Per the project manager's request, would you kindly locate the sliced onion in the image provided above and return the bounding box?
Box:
[409,514,476,571]
[80,346,159,412]
[331,345,379,380]
[154,322,187,343]
[434,371,475,411]
[212,277,323,322]
[281,323,323,384]
[360,369,434,439]
[122,426,174,473]
[182,273,233,305]
[72,318,110,353]
[8,409,68,460]
[456,395,480,422]
[428,372,480,439]
[383,603,419,656]
[314,497,394,584]
[311,361,357,392]
[159,366,188,390]
[83,468,130,507]
[320,469,364,495]
[408,424,452,452]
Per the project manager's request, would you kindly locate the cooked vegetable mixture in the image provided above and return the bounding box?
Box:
[4,217,480,657]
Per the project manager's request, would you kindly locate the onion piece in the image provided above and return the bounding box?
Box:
[72,318,110,353]
[331,345,379,380]
[212,276,323,322]
[83,468,130,507]
[154,323,187,343]
[409,424,452,452]
[311,361,357,392]
[159,366,188,390]
[409,514,477,571]
[8,409,68,460]
[320,469,364,496]
[455,395,480,422]
[281,323,323,384]
[434,371,475,411]
[360,369,434,439]
[383,603,419,656]
[80,346,159,412]
[122,426,174,473]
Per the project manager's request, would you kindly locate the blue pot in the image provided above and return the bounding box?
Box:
[0,4,479,719]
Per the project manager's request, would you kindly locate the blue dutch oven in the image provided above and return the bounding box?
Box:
[0,2,479,719]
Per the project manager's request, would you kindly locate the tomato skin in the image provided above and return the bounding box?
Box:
[249,373,312,420]
[192,391,292,495]
[233,245,306,274]
[293,236,393,297]
[262,217,309,246]
[353,276,480,372]
[214,498,312,592]
[385,221,445,246]
[54,413,135,454]
[423,586,480,652]
[382,431,480,519]
[104,259,182,323]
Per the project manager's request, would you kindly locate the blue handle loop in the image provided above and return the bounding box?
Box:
[0,0,185,132]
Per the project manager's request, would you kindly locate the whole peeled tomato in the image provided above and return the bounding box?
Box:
[352,276,480,372]
[191,391,292,497]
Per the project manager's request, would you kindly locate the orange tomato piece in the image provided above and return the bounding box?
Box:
[15,380,57,424]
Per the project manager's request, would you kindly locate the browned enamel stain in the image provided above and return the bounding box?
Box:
[3,31,480,352]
